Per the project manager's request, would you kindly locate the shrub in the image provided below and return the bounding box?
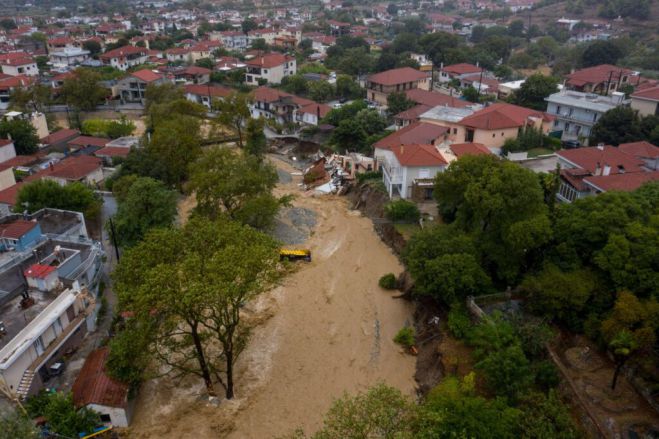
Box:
[384,199,420,223]
[379,273,397,290]
[356,171,382,184]
[447,305,472,339]
[394,326,416,348]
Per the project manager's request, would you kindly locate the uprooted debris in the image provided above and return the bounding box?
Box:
[301,153,352,195]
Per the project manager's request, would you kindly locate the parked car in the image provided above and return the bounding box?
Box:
[48,362,65,377]
[562,139,581,149]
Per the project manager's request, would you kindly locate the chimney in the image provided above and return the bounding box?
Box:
[603,164,611,176]
[316,105,320,120]
[597,143,605,151]
[400,144,404,155]
[595,161,601,175]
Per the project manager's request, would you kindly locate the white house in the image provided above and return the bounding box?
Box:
[48,47,91,68]
[0,138,16,164]
[545,90,626,142]
[99,46,148,71]
[0,54,38,77]
[245,53,296,85]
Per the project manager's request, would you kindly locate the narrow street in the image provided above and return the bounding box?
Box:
[127,157,417,438]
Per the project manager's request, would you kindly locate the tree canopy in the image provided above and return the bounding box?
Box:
[0,118,39,155]
[14,180,101,220]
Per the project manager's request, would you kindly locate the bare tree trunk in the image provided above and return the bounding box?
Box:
[611,362,623,390]
[190,323,216,397]
[225,348,234,399]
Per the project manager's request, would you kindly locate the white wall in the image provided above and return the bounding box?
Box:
[0,141,16,163]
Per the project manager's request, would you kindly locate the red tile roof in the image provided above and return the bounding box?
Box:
[94,146,131,158]
[375,121,449,149]
[184,84,232,98]
[631,85,659,102]
[405,88,470,108]
[40,129,80,146]
[391,144,447,167]
[0,182,23,206]
[618,141,659,159]
[42,155,102,181]
[566,64,634,88]
[584,171,659,192]
[0,138,13,148]
[0,154,35,172]
[130,69,163,83]
[368,67,428,86]
[449,142,491,158]
[459,103,551,130]
[244,53,295,69]
[558,146,645,174]
[442,63,483,76]
[24,264,56,279]
[180,66,211,75]
[68,136,110,148]
[298,102,332,118]
[100,45,146,60]
[394,104,432,121]
[72,347,129,409]
[0,219,37,239]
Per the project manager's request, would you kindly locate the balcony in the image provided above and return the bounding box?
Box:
[552,111,598,126]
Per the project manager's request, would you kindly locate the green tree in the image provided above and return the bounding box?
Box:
[61,68,107,112]
[144,82,185,115]
[188,147,286,229]
[607,330,637,390]
[26,392,99,438]
[147,116,202,188]
[0,412,39,439]
[511,74,559,111]
[0,118,39,155]
[589,106,642,146]
[113,217,280,399]
[386,91,415,116]
[109,177,177,247]
[106,319,154,392]
[82,39,102,56]
[9,83,51,113]
[281,74,309,95]
[435,156,552,283]
[308,80,335,103]
[241,18,258,34]
[518,391,581,439]
[521,264,600,330]
[404,225,492,303]
[335,75,363,99]
[461,85,480,103]
[215,92,251,148]
[581,40,624,67]
[508,19,525,37]
[474,340,534,401]
[244,117,267,159]
[416,373,520,439]
[14,180,101,219]
[354,108,387,135]
[330,119,367,152]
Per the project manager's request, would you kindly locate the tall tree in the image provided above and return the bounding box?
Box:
[244,117,267,159]
[387,91,416,116]
[9,83,52,113]
[0,118,39,155]
[510,74,559,111]
[188,147,286,229]
[109,177,178,247]
[61,68,107,112]
[589,106,642,146]
[144,82,185,115]
[581,40,623,67]
[215,92,251,148]
[113,217,279,399]
[14,180,101,219]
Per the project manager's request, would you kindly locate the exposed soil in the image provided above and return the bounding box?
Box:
[126,155,417,438]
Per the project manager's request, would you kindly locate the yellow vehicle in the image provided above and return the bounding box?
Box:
[280,248,312,262]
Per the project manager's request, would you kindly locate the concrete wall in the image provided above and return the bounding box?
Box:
[631,98,658,117]
[88,404,130,427]
[0,142,16,163]
[0,167,16,192]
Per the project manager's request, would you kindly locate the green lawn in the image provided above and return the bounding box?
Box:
[527,147,555,158]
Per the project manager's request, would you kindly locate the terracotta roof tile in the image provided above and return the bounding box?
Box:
[391,144,448,167]
[368,67,428,86]
[618,141,659,159]
[0,219,37,239]
[375,121,449,149]
[459,103,550,130]
[72,347,129,408]
[584,171,659,192]
[558,146,646,175]
[449,142,491,158]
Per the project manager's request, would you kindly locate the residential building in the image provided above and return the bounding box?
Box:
[437,63,483,84]
[116,69,168,104]
[99,46,148,71]
[374,121,449,150]
[565,64,637,95]
[366,67,430,106]
[244,53,296,85]
[211,31,248,51]
[41,155,104,186]
[0,209,104,400]
[545,90,626,142]
[169,66,211,85]
[0,76,34,111]
[0,138,16,164]
[556,144,658,202]
[630,85,659,117]
[0,53,38,77]
[40,128,81,149]
[48,47,91,68]
[184,84,232,109]
[618,141,659,171]
[250,87,328,126]
[72,348,134,427]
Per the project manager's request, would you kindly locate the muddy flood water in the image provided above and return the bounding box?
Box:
[127,157,417,438]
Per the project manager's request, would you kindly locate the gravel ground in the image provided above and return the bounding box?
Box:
[277,168,293,184]
[271,206,317,245]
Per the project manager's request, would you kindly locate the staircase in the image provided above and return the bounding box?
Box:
[16,369,35,400]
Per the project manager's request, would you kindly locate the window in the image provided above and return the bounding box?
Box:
[452,128,457,134]
[419,168,430,178]
[492,133,496,138]
[556,105,561,114]
[100,414,112,423]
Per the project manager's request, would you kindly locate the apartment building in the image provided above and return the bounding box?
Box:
[366,67,430,107]
[545,90,626,143]
[245,53,296,85]
[99,46,148,71]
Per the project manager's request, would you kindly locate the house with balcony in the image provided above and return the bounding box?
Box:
[555,144,659,202]
[99,46,148,71]
[0,209,103,400]
[244,53,296,85]
[250,86,329,126]
[0,53,38,77]
[545,90,626,143]
[116,69,169,104]
[48,47,91,69]
[366,67,430,107]
[565,64,638,95]
[185,84,232,109]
